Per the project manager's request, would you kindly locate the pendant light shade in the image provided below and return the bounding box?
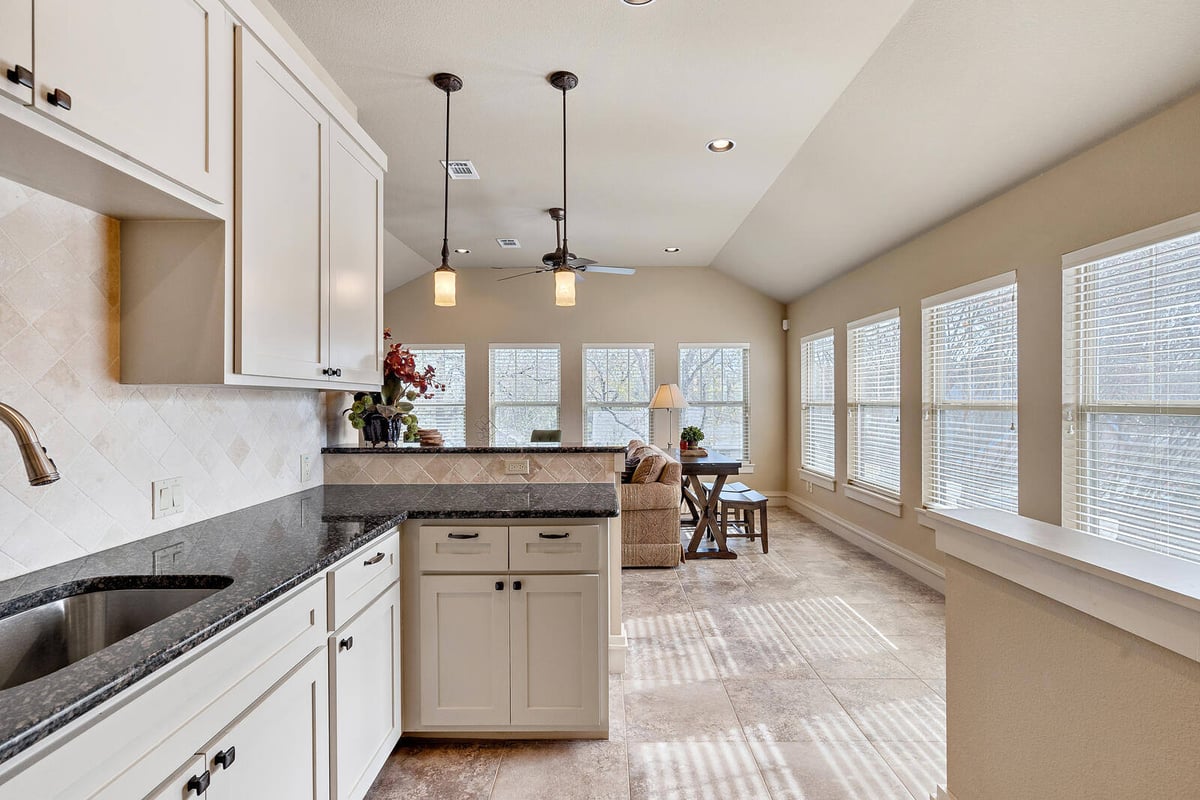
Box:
[432,72,463,307]
[554,268,575,307]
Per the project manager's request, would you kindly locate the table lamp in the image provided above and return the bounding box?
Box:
[649,383,688,449]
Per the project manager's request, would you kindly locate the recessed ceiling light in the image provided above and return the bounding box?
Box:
[706,138,736,153]
[664,247,680,253]
[454,248,471,254]
[622,0,656,5]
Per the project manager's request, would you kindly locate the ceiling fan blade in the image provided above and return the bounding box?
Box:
[574,271,585,282]
[566,257,596,267]
[497,271,542,282]
[579,266,636,276]
[492,266,544,270]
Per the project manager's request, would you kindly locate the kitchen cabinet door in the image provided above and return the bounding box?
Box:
[205,647,329,800]
[510,574,601,727]
[330,584,400,800]
[143,754,209,800]
[0,0,32,106]
[235,27,329,383]
[32,0,224,198]
[419,574,510,726]
[327,124,384,387]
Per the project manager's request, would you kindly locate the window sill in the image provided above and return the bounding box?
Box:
[797,468,835,492]
[927,507,1200,664]
[844,484,902,517]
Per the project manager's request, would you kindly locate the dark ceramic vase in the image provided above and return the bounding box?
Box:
[362,412,402,446]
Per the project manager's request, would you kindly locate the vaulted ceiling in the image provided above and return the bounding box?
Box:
[267,0,1200,301]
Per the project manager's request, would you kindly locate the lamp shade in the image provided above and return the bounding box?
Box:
[433,266,456,307]
[554,269,576,307]
[649,383,687,409]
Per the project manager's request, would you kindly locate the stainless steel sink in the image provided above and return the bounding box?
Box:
[0,578,232,691]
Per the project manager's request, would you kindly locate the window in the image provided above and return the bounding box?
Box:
[800,331,836,478]
[679,344,750,460]
[489,345,561,445]
[407,345,467,447]
[583,345,655,445]
[922,273,1018,512]
[848,311,901,497]
[1063,215,1200,563]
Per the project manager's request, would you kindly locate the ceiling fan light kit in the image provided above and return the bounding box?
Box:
[432,72,463,307]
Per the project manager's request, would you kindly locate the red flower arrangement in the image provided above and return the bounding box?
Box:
[382,328,445,405]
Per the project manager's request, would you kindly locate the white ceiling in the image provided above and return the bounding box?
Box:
[267,0,1200,301]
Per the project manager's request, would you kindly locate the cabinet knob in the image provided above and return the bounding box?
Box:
[46,88,71,110]
[334,368,342,377]
[186,770,211,795]
[513,580,523,591]
[214,746,236,770]
[339,636,354,651]
[5,65,32,89]
[494,581,504,591]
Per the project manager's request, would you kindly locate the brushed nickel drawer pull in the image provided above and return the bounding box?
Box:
[538,532,570,539]
[447,532,480,539]
[363,552,385,566]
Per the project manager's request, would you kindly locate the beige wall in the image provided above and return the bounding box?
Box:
[786,89,1200,566]
[945,557,1200,799]
[0,177,325,579]
[384,266,788,492]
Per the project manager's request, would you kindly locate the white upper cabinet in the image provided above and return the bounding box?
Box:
[0,0,32,105]
[235,28,329,383]
[328,124,385,387]
[32,0,224,200]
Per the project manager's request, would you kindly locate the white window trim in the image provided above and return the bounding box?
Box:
[797,467,836,492]
[844,482,903,517]
[488,343,562,445]
[407,344,467,446]
[920,270,1017,310]
[1062,209,1200,269]
[582,343,656,446]
[846,309,901,499]
[800,329,836,480]
[678,342,752,461]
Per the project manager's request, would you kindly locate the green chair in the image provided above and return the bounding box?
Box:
[530,429,562,443]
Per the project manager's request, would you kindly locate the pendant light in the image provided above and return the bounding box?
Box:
[549,70,578,307]
[432,72,463,307]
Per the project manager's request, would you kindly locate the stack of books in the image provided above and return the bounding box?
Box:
[418,429,444,447]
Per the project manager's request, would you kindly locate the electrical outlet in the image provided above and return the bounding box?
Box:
[300,454,313,482]
[152,478,183,519]
[806,481,813,493]
[504,459,530,475]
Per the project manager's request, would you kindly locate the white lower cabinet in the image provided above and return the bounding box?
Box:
[145,755,207,800]
[330,583,401,800]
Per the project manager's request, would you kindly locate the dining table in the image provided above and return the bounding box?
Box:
[677,448,743,559]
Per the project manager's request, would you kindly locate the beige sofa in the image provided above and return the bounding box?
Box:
[620,442,683,568]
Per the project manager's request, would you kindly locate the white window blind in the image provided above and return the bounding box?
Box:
[800,331,836,478]
[922,274,1018,512]
[848,312,901,496]
[407,346,467,447]
[584,345,655,445]
[489,345,560,445]
[1063,218,1200,563]
[679,344,751,460]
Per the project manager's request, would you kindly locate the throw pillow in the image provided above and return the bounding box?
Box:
[630,454,667,484]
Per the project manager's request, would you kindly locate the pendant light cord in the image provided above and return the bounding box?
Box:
[560,85,568,261]
[441,85,451,265]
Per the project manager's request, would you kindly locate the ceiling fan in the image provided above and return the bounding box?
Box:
[493,207,636,283]
[492,71,634,304]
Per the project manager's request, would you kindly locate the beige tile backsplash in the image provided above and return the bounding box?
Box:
[0,177,325,580]
[324,452,619,485]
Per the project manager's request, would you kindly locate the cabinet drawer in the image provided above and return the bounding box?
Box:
[329,530,399,629]
[418,526,508,572]
[509,525,601,573]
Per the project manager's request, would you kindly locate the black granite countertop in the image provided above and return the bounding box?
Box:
[322,443,625,455]
[0,481,619,765]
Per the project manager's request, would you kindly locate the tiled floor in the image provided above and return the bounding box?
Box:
[366,508,947,799]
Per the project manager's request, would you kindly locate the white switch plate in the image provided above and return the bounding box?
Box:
[152,478,183,519]
[504,459,530,475]
[300,454,313,482]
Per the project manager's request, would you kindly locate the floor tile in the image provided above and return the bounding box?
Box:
[788,635,917,680]
[365,741,503,800]
[625,636,720,681]
[624,679,745,741]
[873,739,948,800]
[888,636,947,680]
[490,741,630,800]
[692,604,788,640]
[627,741,771,800]
[609,674,627,742]
[824,679,947,742]
[725,680,866,742]
[749,740,916,800]
[704,634,818,681]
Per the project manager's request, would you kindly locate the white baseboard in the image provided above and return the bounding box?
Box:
[786,494,946,594]
[609,626,627,674]
[934,786,956,800]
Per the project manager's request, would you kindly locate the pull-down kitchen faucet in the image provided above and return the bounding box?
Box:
[0,402,60,486]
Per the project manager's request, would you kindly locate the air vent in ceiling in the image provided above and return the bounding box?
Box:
[441,160,480,179]
[496,238,521,249]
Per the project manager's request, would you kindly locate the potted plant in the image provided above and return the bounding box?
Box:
[345,329,445,446]
[680,426,705,451]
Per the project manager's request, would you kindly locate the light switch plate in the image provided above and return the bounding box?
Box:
[300,454,313,482]
[152,542,185,574]
[152,478,183,519]
[504,459,530,475]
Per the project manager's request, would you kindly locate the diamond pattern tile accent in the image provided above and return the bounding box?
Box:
[322,452,618,486]
[0,177,326,581]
